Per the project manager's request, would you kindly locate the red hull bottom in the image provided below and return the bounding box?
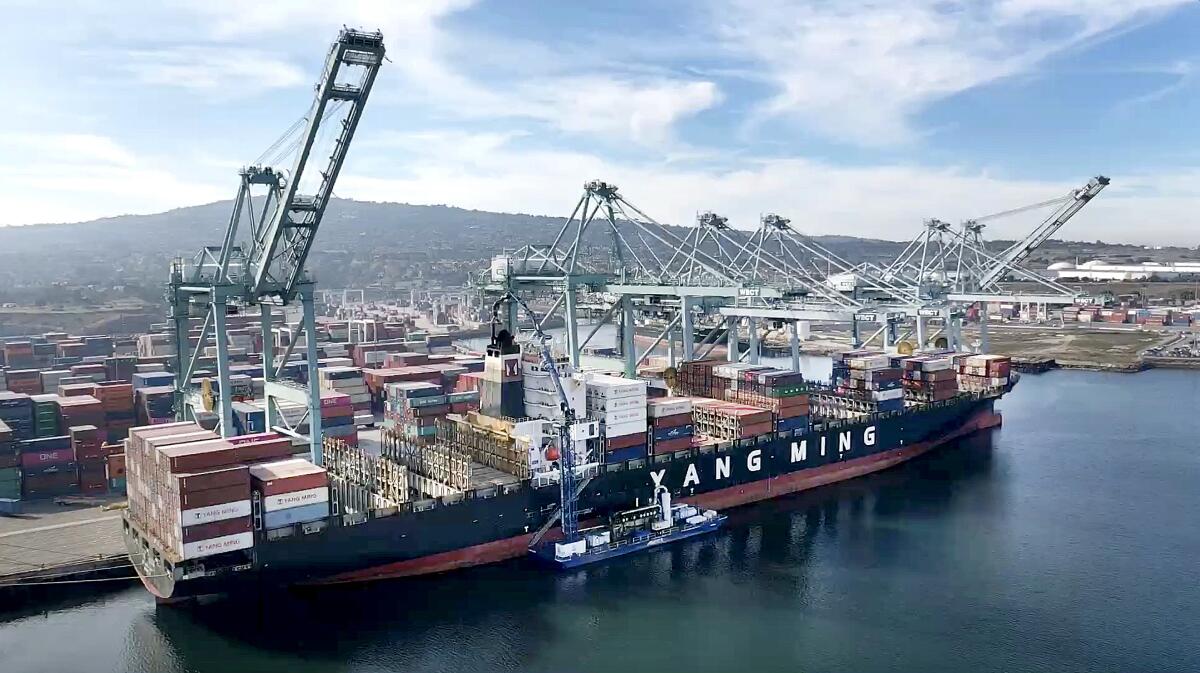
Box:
[312,408,1002,585]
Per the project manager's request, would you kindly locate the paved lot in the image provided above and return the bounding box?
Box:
[0,499,127,579]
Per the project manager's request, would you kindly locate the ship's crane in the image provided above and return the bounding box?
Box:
[487,292,594,548]
[169,30,385,464]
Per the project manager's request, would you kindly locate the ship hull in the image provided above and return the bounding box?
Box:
[126,394,1003,599]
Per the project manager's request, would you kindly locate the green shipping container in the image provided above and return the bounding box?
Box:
[0,479,21,500]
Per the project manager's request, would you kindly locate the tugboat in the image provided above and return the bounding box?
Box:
[530,485,726,569]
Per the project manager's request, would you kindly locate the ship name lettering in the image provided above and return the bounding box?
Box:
[820,436,827,456]
[790,440,807,463]
[747,449,762,472]
[864,425,876,446]
[839,431,851,454]
[650,469,666,488]
[715,456,731,480]
[683,463,700,488]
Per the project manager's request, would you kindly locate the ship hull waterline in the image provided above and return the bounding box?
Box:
[125,397,1003,601]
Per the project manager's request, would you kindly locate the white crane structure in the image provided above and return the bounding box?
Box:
[168,29,385,464]
[483,175,1110,370]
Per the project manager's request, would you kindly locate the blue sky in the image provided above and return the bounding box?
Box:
[1,0,1197,244]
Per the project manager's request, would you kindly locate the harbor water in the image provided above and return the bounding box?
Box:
[2,368,1198,673]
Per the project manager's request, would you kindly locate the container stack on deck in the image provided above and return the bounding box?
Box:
[956,355,1012,392]
[521,350,584,423]
[692,399,773,440]
[384,382,447,441]
[900,355,958,403]
[818,351,905,419]
[125,423,298,561]
[646,398,695,454]
[251,459,331,533]
[585,373,648,464]
[722,366,812,433]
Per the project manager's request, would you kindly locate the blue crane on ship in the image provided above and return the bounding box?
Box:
[488,292,591,547]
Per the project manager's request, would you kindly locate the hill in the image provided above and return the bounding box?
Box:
[0,198,1194,303]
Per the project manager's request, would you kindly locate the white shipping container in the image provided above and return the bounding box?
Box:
[581,373,646,400]
[871,388,904,401]
[177,499,252,527]
[604,419,648,438]
[647,398,692,418]
[587,395,645,413]
[598,407,647,425]
[181,531,254,560]
[261,486,329,512]
[848,355,892,370]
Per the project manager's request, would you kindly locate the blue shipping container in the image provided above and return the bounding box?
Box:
[263,501,330,529]
[653,424,694,441]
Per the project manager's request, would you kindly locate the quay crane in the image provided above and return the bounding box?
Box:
[167,29,385,464]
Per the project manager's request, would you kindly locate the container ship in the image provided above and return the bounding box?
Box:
[122,344,1014,601]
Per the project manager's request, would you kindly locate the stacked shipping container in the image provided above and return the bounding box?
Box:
[585,373,648,463]
[900,356,958,403]
[646,398,695,454]
[125,423,298,562]
[956,355,1012,392]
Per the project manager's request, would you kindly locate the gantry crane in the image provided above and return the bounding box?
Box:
[168,29,385,464]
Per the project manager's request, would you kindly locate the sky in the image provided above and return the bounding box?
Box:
[1,0,1198,244]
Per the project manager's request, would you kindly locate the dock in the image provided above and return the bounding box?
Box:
[0,497,131,596]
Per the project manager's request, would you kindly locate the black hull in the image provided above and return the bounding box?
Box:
[127,392,1004,599]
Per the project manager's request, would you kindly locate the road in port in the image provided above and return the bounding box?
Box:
[1,366,1198,673]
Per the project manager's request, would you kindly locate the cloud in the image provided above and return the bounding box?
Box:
[0,133,226,226]
[117,47,306,92]
[715,0,1190,146]
[341,131,1199,246]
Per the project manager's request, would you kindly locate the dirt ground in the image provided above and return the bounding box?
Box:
[959,325,1167,368]
[774,322,1174,370]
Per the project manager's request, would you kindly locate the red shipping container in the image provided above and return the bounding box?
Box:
[22,471,79,495]
[234,437,295,464]
[248,459,328,496]
[175,465,250,494]
[651,436,693,454]
[177,483,249,510]
[651,412,693,429]
[604,433,646,451]
[21,448,76,468]
[226,432,281,445]
[181,515,253,544]
[737,421,774,439]
[158,439,240,473]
